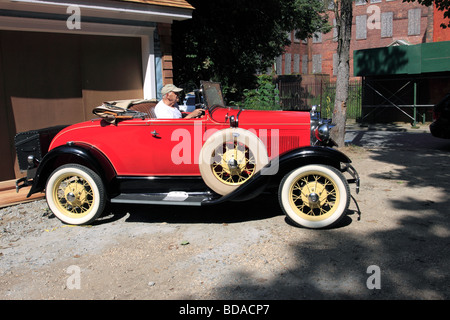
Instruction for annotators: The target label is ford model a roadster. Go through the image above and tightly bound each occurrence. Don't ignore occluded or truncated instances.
[15,81,359,229]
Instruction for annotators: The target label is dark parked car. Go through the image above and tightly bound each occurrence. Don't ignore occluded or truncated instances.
[430,93,450,139]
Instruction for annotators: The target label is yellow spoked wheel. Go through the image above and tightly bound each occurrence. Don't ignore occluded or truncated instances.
[211,140,256,186]
[199,128,268,195]
[289,171,339,220]
[279,165,350,229]
[46,164,105,225]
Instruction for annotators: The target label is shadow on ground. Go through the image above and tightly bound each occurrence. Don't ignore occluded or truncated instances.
[96,126,450,299]
[211,128,450,299]
[100,193,284,226]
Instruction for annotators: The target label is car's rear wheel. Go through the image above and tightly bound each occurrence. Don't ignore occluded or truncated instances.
[199,128,269,195]
[278,164,350,229]
[46,164,105,225]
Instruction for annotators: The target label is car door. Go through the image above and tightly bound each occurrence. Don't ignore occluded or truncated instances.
[147,118,206,175]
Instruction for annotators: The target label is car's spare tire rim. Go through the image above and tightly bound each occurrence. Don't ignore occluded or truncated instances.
[52,173,95,219]
[199,128,269,195]
[289,170,340,221]
[211,140,256,185]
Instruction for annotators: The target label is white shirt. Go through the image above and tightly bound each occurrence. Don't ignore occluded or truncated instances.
[155,100,182,119]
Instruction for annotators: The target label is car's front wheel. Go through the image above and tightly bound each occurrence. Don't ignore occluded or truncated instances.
[278,164,350,229]
[46,164,106,225]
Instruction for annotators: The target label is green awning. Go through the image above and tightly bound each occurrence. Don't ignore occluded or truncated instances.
[354,41,450,76]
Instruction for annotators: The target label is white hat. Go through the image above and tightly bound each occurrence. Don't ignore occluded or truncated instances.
[161,84,183,96]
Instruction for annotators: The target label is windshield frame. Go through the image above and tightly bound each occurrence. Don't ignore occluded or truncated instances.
[200,81,225,109]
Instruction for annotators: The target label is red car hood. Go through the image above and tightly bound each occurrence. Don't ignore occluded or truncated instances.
[210,107,310,127]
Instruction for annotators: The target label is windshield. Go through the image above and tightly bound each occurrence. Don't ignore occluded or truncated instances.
[201,81,225,108]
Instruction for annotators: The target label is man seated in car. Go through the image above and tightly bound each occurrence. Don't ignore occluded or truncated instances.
[155,84,204,119]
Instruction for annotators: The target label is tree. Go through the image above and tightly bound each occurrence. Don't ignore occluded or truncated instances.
[403,0,450,27]
[329,0,449,147]
[330,0,354,147]
[172,0,330,102]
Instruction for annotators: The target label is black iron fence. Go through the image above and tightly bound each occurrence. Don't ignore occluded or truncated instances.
[278,79,362,120]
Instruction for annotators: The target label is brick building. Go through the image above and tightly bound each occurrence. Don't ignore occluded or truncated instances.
[277,0,449,80]
[276,0,450,123]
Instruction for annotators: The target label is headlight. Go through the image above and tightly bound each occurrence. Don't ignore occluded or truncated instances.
[310,105,335,146]
[315,122,334,142]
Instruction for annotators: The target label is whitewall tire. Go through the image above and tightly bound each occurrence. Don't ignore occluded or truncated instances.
[278,164,350,229]
[46,164,106,225]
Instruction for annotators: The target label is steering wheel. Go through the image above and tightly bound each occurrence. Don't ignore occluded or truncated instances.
[195,109,205,118]
[192,103,205,117]
[208,104,223,114]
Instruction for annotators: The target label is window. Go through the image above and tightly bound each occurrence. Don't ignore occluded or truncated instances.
[356,15,367,40]
[302,55,308,74]
[276,55,282,75]
[294,31,301,43]
[312,54,322,74]
[293,54,300,73]
[312,31,322,43]
[333,53,338,76]
[408,8,421,35]
[381,12,393,38]
[333,18,338,42]
[284,53,291,74]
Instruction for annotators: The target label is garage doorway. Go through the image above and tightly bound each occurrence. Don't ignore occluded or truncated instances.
[0,30,143,180]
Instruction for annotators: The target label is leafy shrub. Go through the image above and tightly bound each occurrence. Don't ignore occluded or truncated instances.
[239,75,281,110]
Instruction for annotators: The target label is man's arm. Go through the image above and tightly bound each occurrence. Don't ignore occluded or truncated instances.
[184,108,205,119]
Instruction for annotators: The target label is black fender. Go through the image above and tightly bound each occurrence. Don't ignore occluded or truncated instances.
[251,146,352,185]
[203,146,354,205]
[27,143,116,197]
[276,146,351,172]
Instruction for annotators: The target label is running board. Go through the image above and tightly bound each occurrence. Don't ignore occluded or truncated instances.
[110,191,217,206]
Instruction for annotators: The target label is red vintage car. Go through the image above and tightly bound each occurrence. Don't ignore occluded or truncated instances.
[15,81,359,229]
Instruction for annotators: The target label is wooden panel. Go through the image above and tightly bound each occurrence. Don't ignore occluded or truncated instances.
[80,35,144,118]
[1,31,84,133]
[1,31,85,178]
[0,180,44,208]
[0,31,144,181]
[0,35,16,181]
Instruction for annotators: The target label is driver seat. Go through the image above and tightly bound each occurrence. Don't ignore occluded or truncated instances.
[128,100,158,118]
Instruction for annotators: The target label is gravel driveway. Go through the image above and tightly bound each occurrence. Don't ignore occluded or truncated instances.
[1,123,450,301]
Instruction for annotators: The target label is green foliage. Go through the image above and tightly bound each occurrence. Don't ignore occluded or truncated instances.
[238,75,280,110]
[310,81,362,120]
[172,0,331,103]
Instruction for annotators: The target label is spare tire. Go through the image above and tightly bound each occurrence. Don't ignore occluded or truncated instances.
[199,128,269,195]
